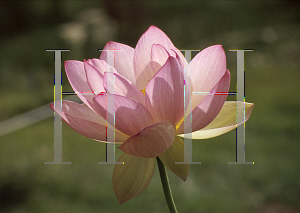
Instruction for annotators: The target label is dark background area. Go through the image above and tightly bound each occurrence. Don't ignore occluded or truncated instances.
[0,1,299,212]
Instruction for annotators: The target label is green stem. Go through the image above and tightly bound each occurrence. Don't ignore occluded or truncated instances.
[156,157,178,213]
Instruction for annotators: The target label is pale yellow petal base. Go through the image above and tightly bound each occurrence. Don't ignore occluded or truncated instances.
[159,136,190,181]
[179,101,254,139]
[113,153,155,204]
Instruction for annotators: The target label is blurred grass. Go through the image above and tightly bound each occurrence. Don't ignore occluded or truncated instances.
[1,1,300,213]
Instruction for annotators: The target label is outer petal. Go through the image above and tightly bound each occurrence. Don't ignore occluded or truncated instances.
[103,72,145,105]
[100,41,136,85]
[113,153,155,204]
[145,56,189,124]
[86,58,118,76]
[119,122,176,158]
[93,95,154,136]
[84,59,106,93]
[65,60,97,111]
[189,45,227,110]
[159,136,189,181]
[179,101,254,139]
[133,26,176,90]
[176,70,230,134]
[50,100,129,143]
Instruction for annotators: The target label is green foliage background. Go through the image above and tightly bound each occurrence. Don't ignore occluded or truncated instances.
[0,1,299,212]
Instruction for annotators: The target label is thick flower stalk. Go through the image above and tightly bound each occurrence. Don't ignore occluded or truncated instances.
[50,26,254,205]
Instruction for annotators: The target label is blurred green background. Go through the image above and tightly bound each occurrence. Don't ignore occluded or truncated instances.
[0,1,299,212]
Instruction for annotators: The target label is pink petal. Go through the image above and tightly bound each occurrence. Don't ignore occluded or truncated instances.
[113,153,155,204]
[84,59,106,93]
[150,44,173,74]
[100,41,136,85]
[119,121,176,158]
[133,26,176,90]
[189,45,227,110]
[176,70,230,134]
[103,72,145,105]
[65,60,96,111]
[86,58,118,75]
[50,100,129,143]
[93,94,154,136]
[145,56,190,125]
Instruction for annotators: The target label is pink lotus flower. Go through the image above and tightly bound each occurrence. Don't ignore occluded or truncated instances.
[50,26,254,204]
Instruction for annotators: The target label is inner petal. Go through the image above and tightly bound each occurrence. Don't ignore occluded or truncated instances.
[93,94,154,136]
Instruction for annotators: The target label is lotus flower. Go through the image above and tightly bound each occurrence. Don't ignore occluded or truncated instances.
[50,25,254,204]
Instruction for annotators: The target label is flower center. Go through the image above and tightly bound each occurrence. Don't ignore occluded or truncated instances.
[175,117,185,130]
[141,89,146,95]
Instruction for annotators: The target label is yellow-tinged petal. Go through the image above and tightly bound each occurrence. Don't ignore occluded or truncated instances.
[159,136,190,181]
[179,101,254,139]
[113,153,155,204]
